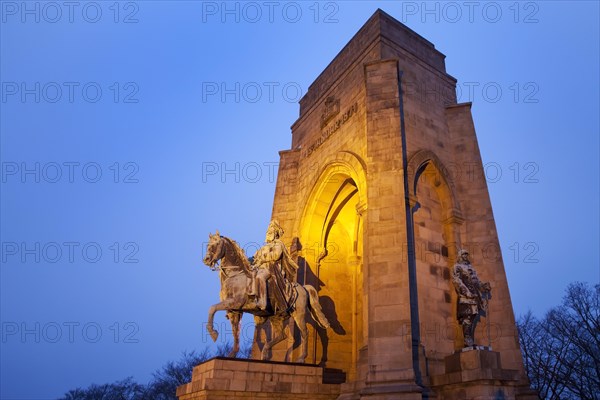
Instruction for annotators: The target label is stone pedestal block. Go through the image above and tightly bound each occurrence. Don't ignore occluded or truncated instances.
[431,350,537,400]
[445,348,503,374]
[176,357,341,400]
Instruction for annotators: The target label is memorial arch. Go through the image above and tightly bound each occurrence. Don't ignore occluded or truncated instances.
[180,10,538,400]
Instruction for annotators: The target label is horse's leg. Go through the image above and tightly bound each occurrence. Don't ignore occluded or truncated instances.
[207,301,232,342]
[305,285,330,329]
[283,315,298,363]
[292,289,309,363]
[284,324,294,363]
[228,311,242,358]
[261,317,286,361]
[253,316,268,359]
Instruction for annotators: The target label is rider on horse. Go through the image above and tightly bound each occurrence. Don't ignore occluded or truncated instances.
[250,220,299,313]
[203,226,330,362]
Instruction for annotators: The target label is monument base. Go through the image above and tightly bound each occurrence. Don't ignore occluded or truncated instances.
[176,357,341,400]
[431,349,538,400]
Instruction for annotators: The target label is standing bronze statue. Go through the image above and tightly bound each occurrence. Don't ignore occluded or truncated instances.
[452,249,491,348]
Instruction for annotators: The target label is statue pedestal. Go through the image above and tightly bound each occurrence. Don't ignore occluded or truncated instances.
[431,349,538,399]
[176,357,342,400]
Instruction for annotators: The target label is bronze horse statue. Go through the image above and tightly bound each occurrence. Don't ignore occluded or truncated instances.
[202,231,330,363]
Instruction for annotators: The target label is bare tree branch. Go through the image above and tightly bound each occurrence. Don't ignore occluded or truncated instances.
[518,282,600,400]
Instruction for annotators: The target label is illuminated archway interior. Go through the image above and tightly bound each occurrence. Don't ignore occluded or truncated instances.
[298,173,364,379]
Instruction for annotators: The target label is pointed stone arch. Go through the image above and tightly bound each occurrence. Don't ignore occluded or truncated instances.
[407,149,462,223]
[299,150,368,224]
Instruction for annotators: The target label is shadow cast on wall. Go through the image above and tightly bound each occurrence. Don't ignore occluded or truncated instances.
[296,251,346,366]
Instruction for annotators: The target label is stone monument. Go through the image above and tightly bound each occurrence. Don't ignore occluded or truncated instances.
[178,9,538,400]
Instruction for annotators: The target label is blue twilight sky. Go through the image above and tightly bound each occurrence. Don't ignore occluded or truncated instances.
[1,1,598,399]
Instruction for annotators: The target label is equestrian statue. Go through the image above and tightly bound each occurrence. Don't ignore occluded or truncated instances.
[202,220,330,363]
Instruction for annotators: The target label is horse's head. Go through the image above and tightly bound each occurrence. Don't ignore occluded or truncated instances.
[203,231,224,270]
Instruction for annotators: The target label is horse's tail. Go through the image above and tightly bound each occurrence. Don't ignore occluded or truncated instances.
[304,285,330,329]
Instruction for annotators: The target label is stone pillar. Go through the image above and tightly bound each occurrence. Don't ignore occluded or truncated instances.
[361,59,422,399]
